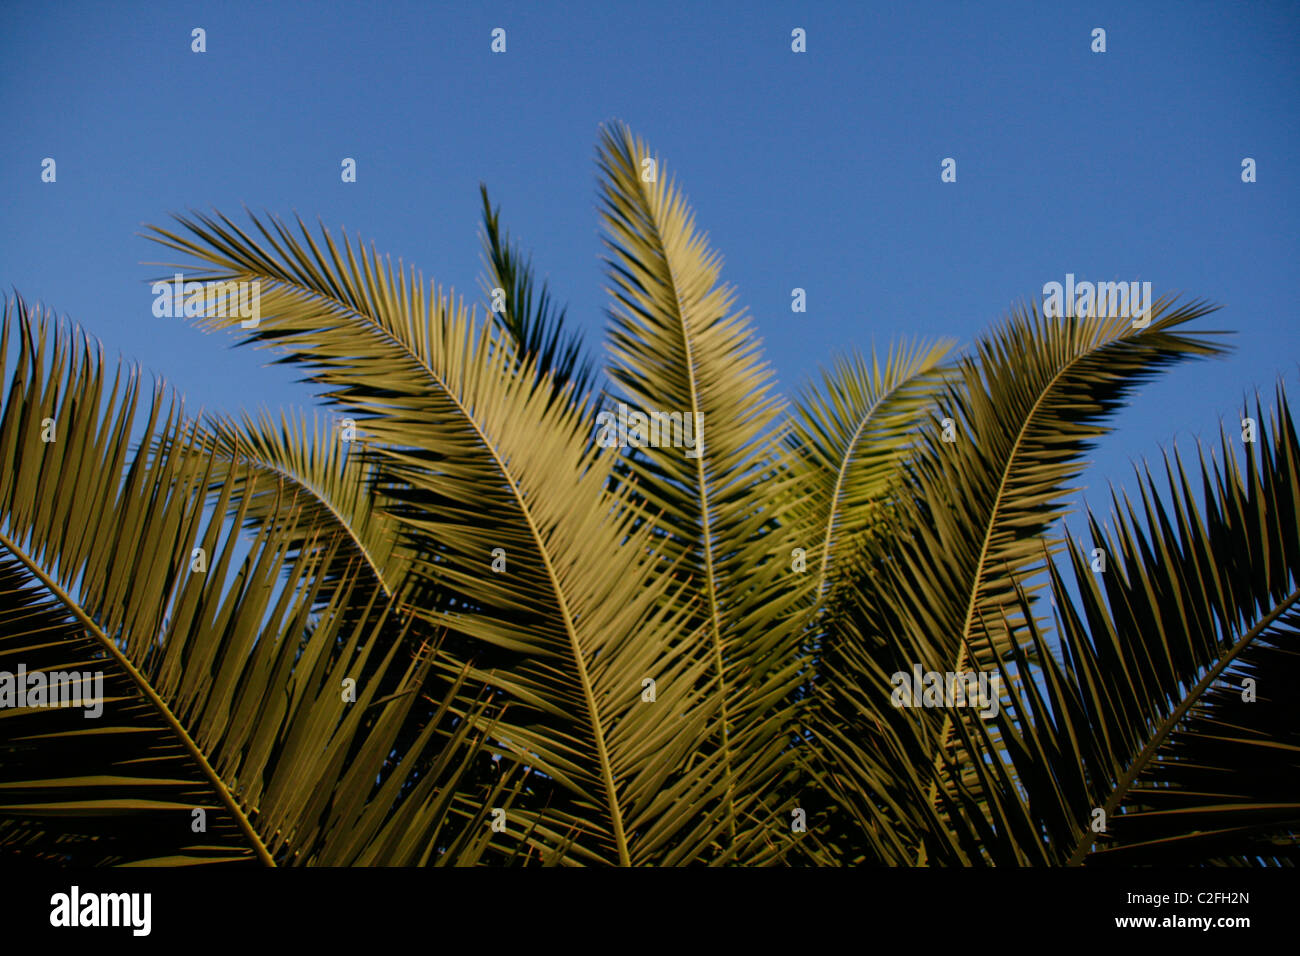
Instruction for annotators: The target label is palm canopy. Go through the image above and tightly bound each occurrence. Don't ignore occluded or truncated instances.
[1,120,1294,866]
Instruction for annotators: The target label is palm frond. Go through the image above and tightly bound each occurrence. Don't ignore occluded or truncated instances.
[595,121,814,854]
[200,407,410,597]
[0,298,510,865]
[478,184,599,405]
[785,338,954,598]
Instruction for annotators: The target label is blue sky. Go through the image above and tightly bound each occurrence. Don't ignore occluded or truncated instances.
[2,0,1297,526]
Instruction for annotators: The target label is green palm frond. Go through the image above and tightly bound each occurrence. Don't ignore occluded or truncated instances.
[785,339,954,599]
[595,121,814,853]
[859,299,1225,674]
[200,407,410,597]
[1054,387,1300,864]
[478,184,599,405]
[0,298,511,866]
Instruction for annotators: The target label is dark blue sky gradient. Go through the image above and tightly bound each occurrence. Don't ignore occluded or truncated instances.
[3,0,1297,526]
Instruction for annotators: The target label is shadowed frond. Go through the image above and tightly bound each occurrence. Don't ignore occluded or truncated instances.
[478,184,599,405]
[0,298,514,866]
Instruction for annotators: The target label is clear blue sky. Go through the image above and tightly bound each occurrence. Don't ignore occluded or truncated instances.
[2,0,1297,523]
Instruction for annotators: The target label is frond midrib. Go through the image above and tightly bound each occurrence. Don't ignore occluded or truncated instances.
[815,369,930,596]
[630,166,737,841]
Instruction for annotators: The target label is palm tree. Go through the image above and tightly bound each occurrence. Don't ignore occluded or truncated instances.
[1,121,1295,866]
